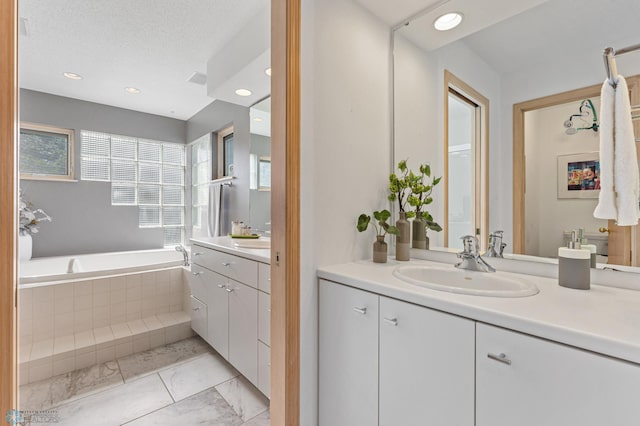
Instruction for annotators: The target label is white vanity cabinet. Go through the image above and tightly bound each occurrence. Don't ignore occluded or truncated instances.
[319,279,475,426]
[476,323,640,426]
[319,279,379,426]
[189,242,270,395]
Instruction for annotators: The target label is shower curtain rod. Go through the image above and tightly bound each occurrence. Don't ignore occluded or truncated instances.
[603,43,640,87]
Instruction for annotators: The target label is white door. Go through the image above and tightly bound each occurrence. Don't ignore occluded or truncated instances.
[379,296,475,426]
[476,323,640,426]
[228,279,258,385]
[207,270,230,359]
[319,280,378,426]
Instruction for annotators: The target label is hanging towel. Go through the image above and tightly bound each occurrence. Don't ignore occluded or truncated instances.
[594,79,617,220]
[613,76,640,225]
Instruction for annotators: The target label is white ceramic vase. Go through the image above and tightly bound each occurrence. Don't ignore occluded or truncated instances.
[19,233,32,261]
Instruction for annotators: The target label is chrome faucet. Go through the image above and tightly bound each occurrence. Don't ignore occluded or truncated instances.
[455,235,495,273]
[175,244,190,267]
[486,230,506,258]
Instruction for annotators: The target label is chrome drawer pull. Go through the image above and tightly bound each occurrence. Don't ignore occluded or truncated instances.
[217,284,226,289]
[353,307,367,315]
[193,252,203,256]
[383,317,398,326]
[226,287,234,293]
[222,262,232,267]
[192,307,200,311]
[191,271,202,276]
[488,352,512,365]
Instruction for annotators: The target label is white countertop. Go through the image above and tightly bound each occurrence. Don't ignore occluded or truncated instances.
[318,258,640,365]
[190,236,271,264]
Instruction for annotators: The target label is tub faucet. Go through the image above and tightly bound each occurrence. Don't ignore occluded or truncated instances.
[486,230,506,258]
[175,244,190,267]
[455,235,495,273]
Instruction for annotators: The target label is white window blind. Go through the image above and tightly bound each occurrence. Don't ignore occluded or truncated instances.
[81,130,186,246]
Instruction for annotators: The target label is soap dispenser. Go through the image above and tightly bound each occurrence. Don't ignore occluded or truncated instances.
[577,228,597,268]
[558,230,590,290]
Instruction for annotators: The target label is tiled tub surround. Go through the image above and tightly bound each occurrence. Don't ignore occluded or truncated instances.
[19,267,193,385]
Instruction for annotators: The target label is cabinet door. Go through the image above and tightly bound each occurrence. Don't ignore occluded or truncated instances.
[379,296,475,426]
[207,270,230,359]
[477,323,640,426]
[189,295,207,339]
[228,280,258,385]
[258,291,270,346]
[319,280,378,426]
[258,340,270,398]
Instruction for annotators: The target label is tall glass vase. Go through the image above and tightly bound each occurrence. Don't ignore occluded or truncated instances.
[396,212,410,261]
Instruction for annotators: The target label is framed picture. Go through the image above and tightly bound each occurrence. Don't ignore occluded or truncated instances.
[557,152,600,199]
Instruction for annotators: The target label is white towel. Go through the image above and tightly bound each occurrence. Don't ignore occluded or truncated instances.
[594,75,640,225]
[594,79,617,220]
[613,76,640,225]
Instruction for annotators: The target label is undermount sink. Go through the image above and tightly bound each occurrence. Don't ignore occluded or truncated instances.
[393,264,539,298]
[233,239,271,249]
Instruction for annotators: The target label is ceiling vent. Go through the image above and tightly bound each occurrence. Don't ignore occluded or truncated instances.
[187,71,207,86]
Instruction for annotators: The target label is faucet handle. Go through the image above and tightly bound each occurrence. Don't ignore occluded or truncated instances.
[460,235,479,255]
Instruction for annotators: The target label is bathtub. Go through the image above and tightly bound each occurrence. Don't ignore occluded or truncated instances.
[19,248,186,285]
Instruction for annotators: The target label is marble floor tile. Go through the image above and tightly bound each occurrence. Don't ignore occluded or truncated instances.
[123,387,243,426]
[242,409,271,426]
[117,336,211,382]
[158,353,239,401]
[215,376,269,422]
[19,361,123,411]
[48,374,173,426]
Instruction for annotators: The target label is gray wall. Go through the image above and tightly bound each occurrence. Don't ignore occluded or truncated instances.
[20,89,186,257]
[187,100,251,237]
[249,133,271,233]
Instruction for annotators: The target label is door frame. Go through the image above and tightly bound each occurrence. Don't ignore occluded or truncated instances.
[0,1,301,423]
[512,76,640,265]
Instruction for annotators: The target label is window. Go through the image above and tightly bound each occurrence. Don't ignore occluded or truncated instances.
[216,126,234,178]
[190,134,212,228]
[20,123,74,181]
[80,130,186,246]
[259,156,271,191]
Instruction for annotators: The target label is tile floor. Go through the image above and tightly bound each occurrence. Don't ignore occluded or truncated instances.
[19,336,270,426]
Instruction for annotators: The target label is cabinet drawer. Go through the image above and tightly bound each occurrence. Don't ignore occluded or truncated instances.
[192,245,258,288]
[258,291,270,346]
[189,264,209,301]
[258,340,270,398]
[258,263,271,294]
[189,295,207,339]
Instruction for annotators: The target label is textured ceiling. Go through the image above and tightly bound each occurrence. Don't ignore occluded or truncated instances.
[18,0,268,120]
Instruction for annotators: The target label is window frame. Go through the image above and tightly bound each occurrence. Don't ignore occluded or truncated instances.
[19,122,75,182]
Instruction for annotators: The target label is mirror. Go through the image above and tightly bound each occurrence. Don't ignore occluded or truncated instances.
[394,0,640,269]
[249,96,271,235]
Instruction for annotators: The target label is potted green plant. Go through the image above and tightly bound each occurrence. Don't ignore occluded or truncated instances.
[407,163,442,249]
[388,160,411,261]
[18,190,52,261]
[356,210,398,263]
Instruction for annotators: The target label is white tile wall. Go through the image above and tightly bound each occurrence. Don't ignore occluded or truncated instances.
[18,267,190,384]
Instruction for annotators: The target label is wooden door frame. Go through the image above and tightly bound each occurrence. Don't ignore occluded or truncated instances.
[1,0,18,417]
[271,0,300,424]
[1,0,301,422]
[443,70,490,249]
[512,77,640,257]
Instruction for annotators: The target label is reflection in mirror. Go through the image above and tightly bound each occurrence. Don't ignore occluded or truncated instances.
[393,0,640,269]
[250,96,271,235]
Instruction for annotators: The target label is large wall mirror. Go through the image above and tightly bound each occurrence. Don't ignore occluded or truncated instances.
[393,0,640,269]
[249,96,271,235]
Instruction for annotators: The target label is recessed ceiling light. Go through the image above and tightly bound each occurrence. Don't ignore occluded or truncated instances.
[434,12,463,31]
[63,72,83,80]
[253,117,264,122]
[235,89,252,97]
[265,68,272,77]
[125,87,141,94]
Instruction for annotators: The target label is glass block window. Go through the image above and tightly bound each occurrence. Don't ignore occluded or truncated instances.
[190,134,212,229]
[81,130,186,245]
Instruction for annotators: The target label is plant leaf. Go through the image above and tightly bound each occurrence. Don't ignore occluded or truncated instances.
[379,209,391,221]
[433,176,441,186]
[387,225,399,235]
[357,214,371,232]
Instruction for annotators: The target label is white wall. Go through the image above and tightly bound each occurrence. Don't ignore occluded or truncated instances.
[524,99,607,258]
[300,0,391,423]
